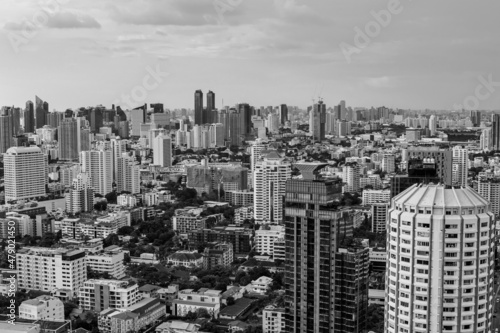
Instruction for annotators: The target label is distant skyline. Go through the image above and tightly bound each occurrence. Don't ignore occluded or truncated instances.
[1,0,500,111]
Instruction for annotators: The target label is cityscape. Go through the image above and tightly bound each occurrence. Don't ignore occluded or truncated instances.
[1,1,500,333]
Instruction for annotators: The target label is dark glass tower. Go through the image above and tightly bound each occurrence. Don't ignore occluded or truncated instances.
[285,163,363,333]
[280,104,288,125]
[24,100,35,133]
[207,90,215,124]
[492,114,500,150]
[35,96,47,129]
[194,90,203,125]
[90,108,103,133]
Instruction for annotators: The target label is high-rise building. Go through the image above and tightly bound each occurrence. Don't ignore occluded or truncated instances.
[35,96,48,129]
[343,162,360,193]
[480,128,492,151]
[429,115,437,136]
[47,111,64,129]
[280,104,288,125]
[285,163,365,333]
[407,146,453,186]
[80,150,113,196]
[129,107,146,137]
[253,151,291,224]
[17,247,86,296]
[406,128,421,142]
[4,147,47,202]
[476,177,500,216]
[0,110,12,154]
[250,139,269,173]
[111,138,127,181]
[194,90,203,125]
[24,100,35,133]
[385,184,495,333]
[337,120,351,137]
[66,173,94,214]
[309,101,326,141]
[470,110,481,127]
[238,103,252,135]
[90,108,104,133]
[390,158,441,196]
[452,145,468,187]
[152,134,172,167]
[59,118,79,161]
[381,154,396,174]
[207,90,216,123]
[117,153,140,194]
[492,114,500,150]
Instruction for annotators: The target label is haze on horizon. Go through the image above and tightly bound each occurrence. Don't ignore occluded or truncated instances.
[0,0,499,111]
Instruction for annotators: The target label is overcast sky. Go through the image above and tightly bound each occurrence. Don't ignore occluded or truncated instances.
[0,0,499,111]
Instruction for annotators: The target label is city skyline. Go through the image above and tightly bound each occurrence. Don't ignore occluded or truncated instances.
[1,1,500,111]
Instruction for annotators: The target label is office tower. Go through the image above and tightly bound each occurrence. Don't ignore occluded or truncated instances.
[480,128,492,151]
[150,112,170,130]
[238,103,252,135]
[58,118,79,161]
[390,158,441,196]
[285,163,364,333]
[152,134,172,167]
[309,101,326,141]
[266,112,279,133]
[476,177,500,215]
[385,184,494,333]
[111,138,127,181]
[429,115,437,136]
[66,173,94,215]
[17,247,86,296]
[470,110,481,127]
[90,108,104,133]
[117,153,140,194]
[337,120,351,137]
[280,104,288,125]
[0,110,12,154]
[209,123,225,147]
[47,111,64,129]
[381,154,396,173]
[194,89,203,125]
[207,90,215,123]
[253,151,291,224]
[129,107,146,137]
[150,103,164,113]
[80,150,113,196]
[118,121,130,139]
[407,146,453,186]
[343,162,360,193]
[24,100,35,133]
[35,96,48,129]
[4,107,21,136]
[229,111,244,146]
[4,147,47,202]
[492,114,500,150]
[452,145,469,187]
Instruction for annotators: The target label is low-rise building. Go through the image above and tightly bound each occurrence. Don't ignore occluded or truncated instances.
[18,296,64,321]
[157,284,179,313]
[262,305,285,333]
[138,284,162,299]
[155,321,200,333]
[86,246,126,279]
[203,242,233,269]
[219,297,255,321]
[234,206,253,225]
[172,289,221,318]
[246,276,273,295]
[166,251,203,268]
[255,225,284,256]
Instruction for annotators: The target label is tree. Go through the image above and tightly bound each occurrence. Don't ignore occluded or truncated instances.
[226,296,235,306]
[105,191,117,204]
[103,234,120,247]
[94,201,107,211]
[196,308,211,319]
[64,301,78,318]
[117,226,134,236]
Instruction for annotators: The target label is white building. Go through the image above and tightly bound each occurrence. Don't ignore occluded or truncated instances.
[429,115,437,136]
[385,184,495,333]
[172,289,221,318]
[234,206,253,225]
[79,279,139,312]
[117,153,141,194]
[362,189,390,205]
[476,177,500,216]
[253,152,291,224]
[4,147,47,202]
[19,295,64,321]
[381,154,395,174]
[452,145,469,187]
[80,149,113,196]
[86,247,126,279]
[66,173,94,214]
[371,202,389,233]
[343,162,360,193]
[262,305,285,333]
[117,194,137,207]
[247,276,273,295]
[152,134,172,167]
[255,225,284,256]
[480,128,492,151]
[166,251,203,268]
[16,247,86,296]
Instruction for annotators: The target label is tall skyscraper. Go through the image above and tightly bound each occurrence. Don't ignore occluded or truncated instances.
[111,138,127,181]
[250,139,269,173]
[343,162,360,193]
[194,90,203,125]
[80,150,113,196]
[285,163,366,333]
[59,118,79,161]
[5,107,21,136]
[253,151,291,224]
[429,114,437,136]
[47,111,64,129]
[90,108,103,133]
[480,128,492,151]
[309,101,326,141]
[24,100,35,133]
[117,153,140,194]
[385,184,495,333]
[152,134,172,167]
[280,104,288,125]
[452,145,468,187]
[492,114,500,150]
[35,96,48,129]
[207,90,215,123]
[0,110,12,154]
[4,147,47,202]
[238,103,252,135]
[470,110,481,127]
[66,173,94,214]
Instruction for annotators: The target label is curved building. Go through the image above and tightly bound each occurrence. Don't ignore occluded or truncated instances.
[385,184,495,333]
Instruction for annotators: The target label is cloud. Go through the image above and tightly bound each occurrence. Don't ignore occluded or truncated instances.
[46,11,101,29]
